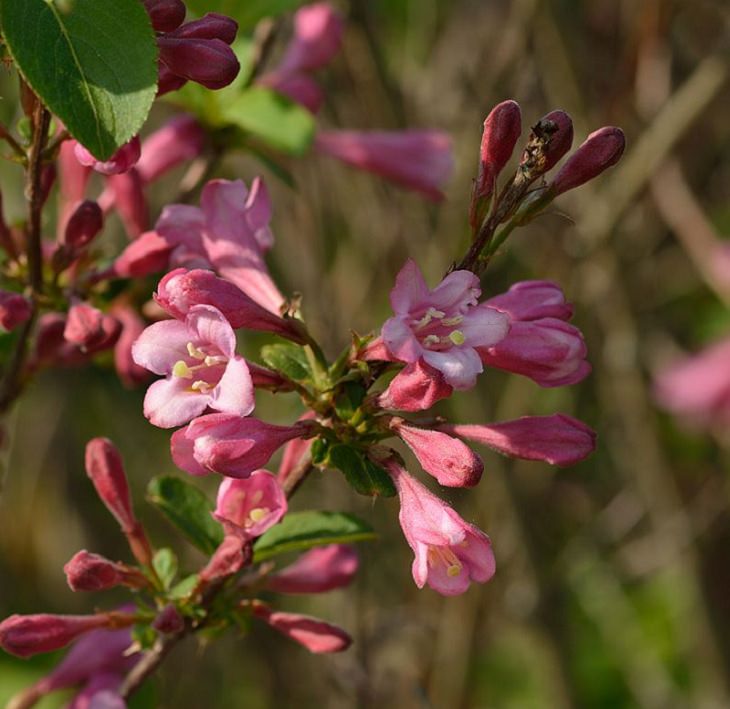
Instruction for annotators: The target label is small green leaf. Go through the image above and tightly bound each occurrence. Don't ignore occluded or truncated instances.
[260,342,311,384]
[147,476,223,555]
[221,87,315,156]
[152,548,178,590]
[253,510,376,562]
[131,623,157,650]
[168,573,200,601]
[0,0,158,159]
[328,445,397,498]
[334,382,367,422]
[310,437,330,465]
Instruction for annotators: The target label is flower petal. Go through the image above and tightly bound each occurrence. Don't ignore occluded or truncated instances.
[422,347,483,390]
[210,356,255,417]
[132,320,191,375]
[187,304,236,358]
[143,377,209,428]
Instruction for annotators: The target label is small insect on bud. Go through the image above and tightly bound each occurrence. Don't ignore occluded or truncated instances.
[550,126,626,195]
[520,109,574,180]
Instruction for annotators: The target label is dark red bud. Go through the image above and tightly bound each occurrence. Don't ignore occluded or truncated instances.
[157,37,240,90]
[171,13,238,44]
[142,0,186,33]
[477,100,522,199]
[152,605,185,634]
[63,200,103,250]
[64,550,145,592]
[199,536,249,585]
[0,291,31,332]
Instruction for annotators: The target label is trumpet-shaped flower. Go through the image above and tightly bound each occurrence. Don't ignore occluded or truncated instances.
[381,259,508,389]
[383,458,495,595]
[132,304,253,428]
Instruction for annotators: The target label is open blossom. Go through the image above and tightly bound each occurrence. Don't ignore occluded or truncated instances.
[381,259,509,389]
[382,458,495,595]
[132,304,254,428]
[654,336,730,428]
[171,413,310,477]
[213,471,287,538]
[315,131,454,201]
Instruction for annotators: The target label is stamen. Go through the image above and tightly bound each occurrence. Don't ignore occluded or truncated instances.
[442,315,464,326]
[187,342,206,360]
[448,330,466,345]
[447,564,462,577]
[422,334,441,346]
[191,380,212,393]
[204,355,227,366]
[173,360,193,379]
[426,307,445,319]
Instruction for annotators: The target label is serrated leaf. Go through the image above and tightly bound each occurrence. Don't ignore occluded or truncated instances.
[260,342,311,384]
[328,444,397,498]
[221,87,315,156]
[152,548,178,590]
[147,476,223,555]
[253,510,375,562]
[0,0,158,160]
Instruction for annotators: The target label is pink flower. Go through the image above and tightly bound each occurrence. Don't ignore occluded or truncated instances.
[136,115,206,183]
[315,130,454,201]
[438,414,596,466]
[475,100,522,201]
[390,419,483,487]
[252,604,351,653]
[537,109,574,173]
[277,3,344,74]
[74,137,141,176]
[381,259,509,389]
[485,280,574,321]
[383,458,495,595]
[70,676,125,709]
[266,545,358,594]
[64,303,121,351]
[376,360,453,412]
[132,304,254,428]
[278,412,317,482]
[102,169,149,238]
[64,551,147,592]
[61,200,103,251]
[111,303,151,388]
[0,290,31,332]
[213,470,287,538]
[199,535,249,583]
[260,72,324,113]
[171,413,310,477]
[654,336,730,428]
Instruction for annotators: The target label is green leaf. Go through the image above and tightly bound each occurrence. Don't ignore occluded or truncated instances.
[0,0,158,159]
[152,548,178,590]
[328,444,397,498]
[221,87,315,156]
[310,437,330,465]
[168,573,200,601]
[333,382,367,422]
[260,342,311,384]
[147,476,223,555]
[253,510,376,562]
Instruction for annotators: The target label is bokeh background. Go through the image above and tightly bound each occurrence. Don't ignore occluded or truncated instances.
[2,0,730,706]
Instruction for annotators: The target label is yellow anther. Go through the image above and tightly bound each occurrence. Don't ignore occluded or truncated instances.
[173,360,193,379]
[426,307,445,319]
[249,507,269,522]
[442,315,464,326]
[448,330,466,345]
[191,380,212,392]
[447,564,462,577]
[204,355,226,366]
[423,334,441,346]
[187,342,206,360]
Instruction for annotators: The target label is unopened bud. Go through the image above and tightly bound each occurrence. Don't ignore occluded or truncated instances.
[550,126,625,195]
[142,0,186,32]
[0,290,31,332]
[152,604,185,634]
[64,550,148,592]
[0,613,129,658]
[63,200,103,250]
[172,13,238,44]
[64,303,120,352]
[476,100,522,200]
[199,535,249,586]
[157,37,240,90]
[520,109,573,181]
[75,137,141,176]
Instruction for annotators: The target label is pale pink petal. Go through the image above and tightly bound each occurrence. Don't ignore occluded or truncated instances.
[170,427,210,476]
[381,316,423,363]
[388,259,429,314]
[131,320,191,375]
[143,377,209,428]
[210,356,255,416]
[422,347,483,390]
[187,305,236,358]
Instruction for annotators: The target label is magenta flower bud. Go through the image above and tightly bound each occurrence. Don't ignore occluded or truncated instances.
[0,290,31,332]
[64,551,146,592]
[476,100,522,200]
[213,471,287,538]
[171,413,310,477]
[142,0,186,32]
[70,679,125,709]
[0,613,128,658]
[252,604,352,654]
[157,37,240,90]
[485,280,574,321]
[59,141,91,204]
[382,458,495,595]
[152,604,185,634]
[315,130,454,201]
[480,318,590,387]
[84,438,136,533]
[377,360,453,412]
[172,13,237,44]
[278,2,344,74]
[111,304,151,388]
[74,137,141,176]
[266,545,358,594]
[248,361,293,391]
[32,313,90,367]
[539,109,574,173]
[156,62,188,95]
[62,200,103,251]
[654,336,730,428]
[551,126,625,195]
[64,302,108,349]
[155,269,305,342]
[199,535,248,585]
[106,169,149,238]
[136,115,206,183]
[438,414,597,466]
[390,420,483,487]
[113,230,173,278]
[278,413,316,482]
[259,72,324,114]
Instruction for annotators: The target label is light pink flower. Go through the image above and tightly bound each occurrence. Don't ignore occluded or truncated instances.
[213,470,287,538]
[485,280,574,321]
[136,115,206,183]
[278,2,344,74]
[252,604,351,653]
[64,303,121,351]
[383,458,495,595]
[315,130,454,201]
[132,304,254,428]
[381,259,509,389]
[111,303,151,388]
[654,336,730,428]
[171,413,311,477]
[390,419,483,487]
[377,359,453,412]
[278,411,317,482]
[438,414,596,466]
[266,545,358,594]
[199,535,248,583]
[74,137,141,176]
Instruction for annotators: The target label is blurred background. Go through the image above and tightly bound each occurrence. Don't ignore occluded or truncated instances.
[2,0,730,706]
